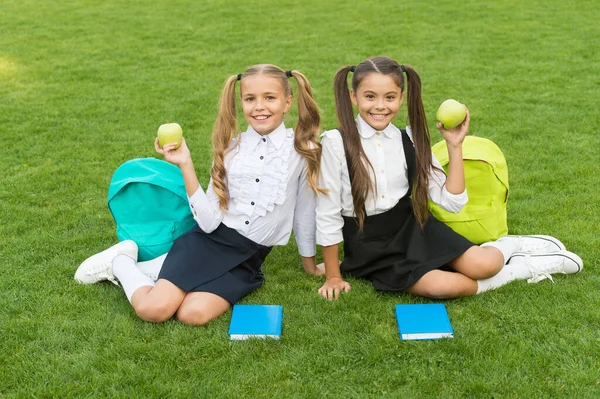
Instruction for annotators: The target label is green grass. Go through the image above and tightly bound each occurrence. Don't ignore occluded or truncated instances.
[2,0,600,397]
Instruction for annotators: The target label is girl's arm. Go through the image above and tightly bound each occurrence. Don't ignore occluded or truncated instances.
[155,138,224,233]
[315,131,351,300]
[438,107,470,194]
[293,160,323,275]
[427,108,470,213]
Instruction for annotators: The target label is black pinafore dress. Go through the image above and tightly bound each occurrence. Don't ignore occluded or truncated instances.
[340,130,474,292]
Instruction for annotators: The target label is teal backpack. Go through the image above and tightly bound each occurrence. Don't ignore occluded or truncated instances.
[107,158,197,261]
[428,136,509,244]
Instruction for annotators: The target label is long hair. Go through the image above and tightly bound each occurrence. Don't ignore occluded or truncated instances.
[333,56,434,229]
[211,64,325,211]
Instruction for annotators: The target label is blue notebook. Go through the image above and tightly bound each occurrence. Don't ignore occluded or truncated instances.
[228,305,283,340]
[395,304,454,340]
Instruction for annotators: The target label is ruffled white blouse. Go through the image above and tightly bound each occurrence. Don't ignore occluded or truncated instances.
[187,123,316,257]
[316,116,468,247]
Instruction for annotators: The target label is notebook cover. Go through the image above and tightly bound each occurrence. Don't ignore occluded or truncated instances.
[395,304,454,340]
[228,305,283,340]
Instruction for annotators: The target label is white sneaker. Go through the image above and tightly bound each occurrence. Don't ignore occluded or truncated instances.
[74,240,138,285]
[508,250,583,283]
[501,235,566,254]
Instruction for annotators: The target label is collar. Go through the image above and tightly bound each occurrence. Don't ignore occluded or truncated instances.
[356,115,397,139]
[245,122,287,150]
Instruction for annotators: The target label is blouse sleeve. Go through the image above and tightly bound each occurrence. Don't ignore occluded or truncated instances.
[316,131,346,246]
[187,179,225,233]
[427,153,468,213]
[292,160,317,257]
[405,126,468,213]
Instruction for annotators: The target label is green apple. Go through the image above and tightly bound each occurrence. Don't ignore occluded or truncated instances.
[157,123,183,149]
[436,99,466,129]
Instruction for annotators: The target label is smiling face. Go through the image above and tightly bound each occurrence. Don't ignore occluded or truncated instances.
[350,72,404,131]
[240,74,292,135]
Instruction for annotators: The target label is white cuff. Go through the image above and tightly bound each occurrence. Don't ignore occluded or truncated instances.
[440,185,468,213]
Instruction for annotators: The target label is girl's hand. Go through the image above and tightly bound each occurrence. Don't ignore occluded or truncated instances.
[437,106,470,149]
[154,137,192,166]
[302,256,326,276]
[318,277,351,301]
[305,262,326,276]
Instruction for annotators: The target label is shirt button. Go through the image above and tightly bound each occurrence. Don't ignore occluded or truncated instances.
[262,138,266,142]
[378,143,381,147]
[255,178,260,183]
[376,132,381,136]
[245,221,249,225]
[381,194,385,198]
[251,201,255,205]
[260,156,264,160]
[381,169,384,173]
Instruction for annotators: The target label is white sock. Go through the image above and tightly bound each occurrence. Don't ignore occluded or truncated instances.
[112,255,156,303]
[476,261,532,294]
[480,237,519,265]
[137,254,167,281]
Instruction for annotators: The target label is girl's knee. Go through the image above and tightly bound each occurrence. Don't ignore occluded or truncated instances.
[134,300,175,323]
[458,247,503,279]
[176,305,219,326]
[471,256,502,279]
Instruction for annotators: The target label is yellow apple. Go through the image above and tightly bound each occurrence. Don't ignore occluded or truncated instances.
[157,123,183,149]
[436,99,467,129]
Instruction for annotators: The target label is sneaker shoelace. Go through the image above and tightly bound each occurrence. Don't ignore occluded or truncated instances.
[522,254,560,284]
[85,262,119,285]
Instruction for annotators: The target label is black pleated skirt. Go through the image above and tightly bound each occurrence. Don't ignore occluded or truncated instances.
[158,224,272,304]
[341,196,474,292]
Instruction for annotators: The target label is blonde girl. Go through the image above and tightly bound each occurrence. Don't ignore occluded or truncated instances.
[76,65,325,324]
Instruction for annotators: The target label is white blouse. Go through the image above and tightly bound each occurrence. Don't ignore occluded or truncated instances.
[316,115,468,247]
[187,123,316,257]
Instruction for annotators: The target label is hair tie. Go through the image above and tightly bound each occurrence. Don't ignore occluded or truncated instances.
[400,65,406,74]
[350,65,356,73]
[285,70,293,78]
[236,73,242,81]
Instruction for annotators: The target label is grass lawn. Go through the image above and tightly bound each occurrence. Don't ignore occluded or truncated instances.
[1,0,600,397]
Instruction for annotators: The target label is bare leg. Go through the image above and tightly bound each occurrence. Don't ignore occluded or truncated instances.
[175,292,231,326]
[447,246,504,280]
[405,246,504,299]
[406,269,478,299]
[130,279,187,323]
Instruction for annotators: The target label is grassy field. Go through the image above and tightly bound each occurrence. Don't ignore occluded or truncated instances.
[2,0,600,397]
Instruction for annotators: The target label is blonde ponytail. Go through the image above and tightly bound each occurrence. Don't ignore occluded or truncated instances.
[211,75,239,211]
[289,70,327,195]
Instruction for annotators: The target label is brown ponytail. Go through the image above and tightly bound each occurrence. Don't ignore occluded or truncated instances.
[402,65,433,229]
[333,65,376,230]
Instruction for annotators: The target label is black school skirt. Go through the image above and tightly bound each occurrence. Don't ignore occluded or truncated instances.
[341,196,474,292]
[158,224,272,304]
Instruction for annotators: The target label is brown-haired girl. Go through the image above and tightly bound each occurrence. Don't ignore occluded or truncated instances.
[316,56,582,300]
[76,64,325,324]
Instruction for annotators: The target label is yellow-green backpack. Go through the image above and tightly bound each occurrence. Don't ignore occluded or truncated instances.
[428,136,509,244]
